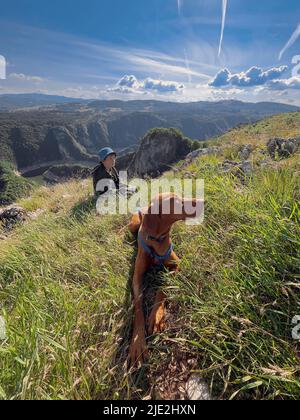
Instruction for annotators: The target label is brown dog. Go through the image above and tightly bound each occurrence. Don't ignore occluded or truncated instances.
[128,193,202,367]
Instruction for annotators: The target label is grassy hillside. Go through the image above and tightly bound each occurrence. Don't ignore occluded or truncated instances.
[214,112,300,157]
[0,161,34,206]
[0,113,299,400]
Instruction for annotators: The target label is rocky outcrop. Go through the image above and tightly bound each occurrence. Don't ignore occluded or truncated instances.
[219,160,254,183]
[221,160,253,176]
[0,205,45,233]
[267,137,300,160]
[0,206,27,231]
[185,144,252,163]
[186,146,221,162]
[128,128,193,178]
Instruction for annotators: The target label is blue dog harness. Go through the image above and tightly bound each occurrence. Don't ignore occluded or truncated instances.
[138,232,173,267]
[137,208,174,268]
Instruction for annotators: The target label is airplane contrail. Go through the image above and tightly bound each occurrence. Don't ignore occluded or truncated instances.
[177,0,182,17]
[279,23,300,61]
[184,48,192,83]
[218,0,228,58]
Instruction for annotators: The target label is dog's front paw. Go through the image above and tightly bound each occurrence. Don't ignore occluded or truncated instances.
[148,305,166,335]
[129,330,148,368]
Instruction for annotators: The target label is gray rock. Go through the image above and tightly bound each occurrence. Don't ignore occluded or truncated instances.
[267,137,300,160]
[0,206,27,231]
[128,129,192,178]
[221,160,253,179]
[186,146,221,161]
[221,160,238,170]
[241,160,253,175]
[239,144,253,160]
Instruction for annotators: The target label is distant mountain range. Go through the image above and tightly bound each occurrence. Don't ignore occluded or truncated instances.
[0,93,88,111]
[0,94,298,173]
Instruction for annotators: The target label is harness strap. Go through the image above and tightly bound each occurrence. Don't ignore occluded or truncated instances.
[138,232,173,267]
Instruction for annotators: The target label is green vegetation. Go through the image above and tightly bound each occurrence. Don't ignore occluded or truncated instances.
[161,159,300,400]
[0,161,34,206]
[0,101,297,169]
[0,112,299,400]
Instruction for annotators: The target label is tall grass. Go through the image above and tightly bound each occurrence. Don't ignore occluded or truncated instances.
[151,161,300,400]
[0,117,299,399]
[0,181,136,399]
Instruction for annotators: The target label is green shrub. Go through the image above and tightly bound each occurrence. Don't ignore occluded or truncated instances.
[0,161,34,206]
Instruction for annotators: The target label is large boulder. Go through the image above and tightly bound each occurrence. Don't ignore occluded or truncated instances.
[128,128,194,178]
[267,137,300,160]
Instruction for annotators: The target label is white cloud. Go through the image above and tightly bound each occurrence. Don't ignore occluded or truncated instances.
[210,66,288,87]
[117,74,140,89]
[267,76,300,90]
[108,75,185,95]
[143,77,184,92]
[107,86,147,95]
[8,73,45,83]
[1,23,299,105]
[72,36,212,83]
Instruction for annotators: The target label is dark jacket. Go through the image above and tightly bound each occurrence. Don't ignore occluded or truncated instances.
[91,163,120,196]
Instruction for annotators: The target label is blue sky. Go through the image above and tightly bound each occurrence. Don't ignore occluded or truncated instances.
[0,0,300,104]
